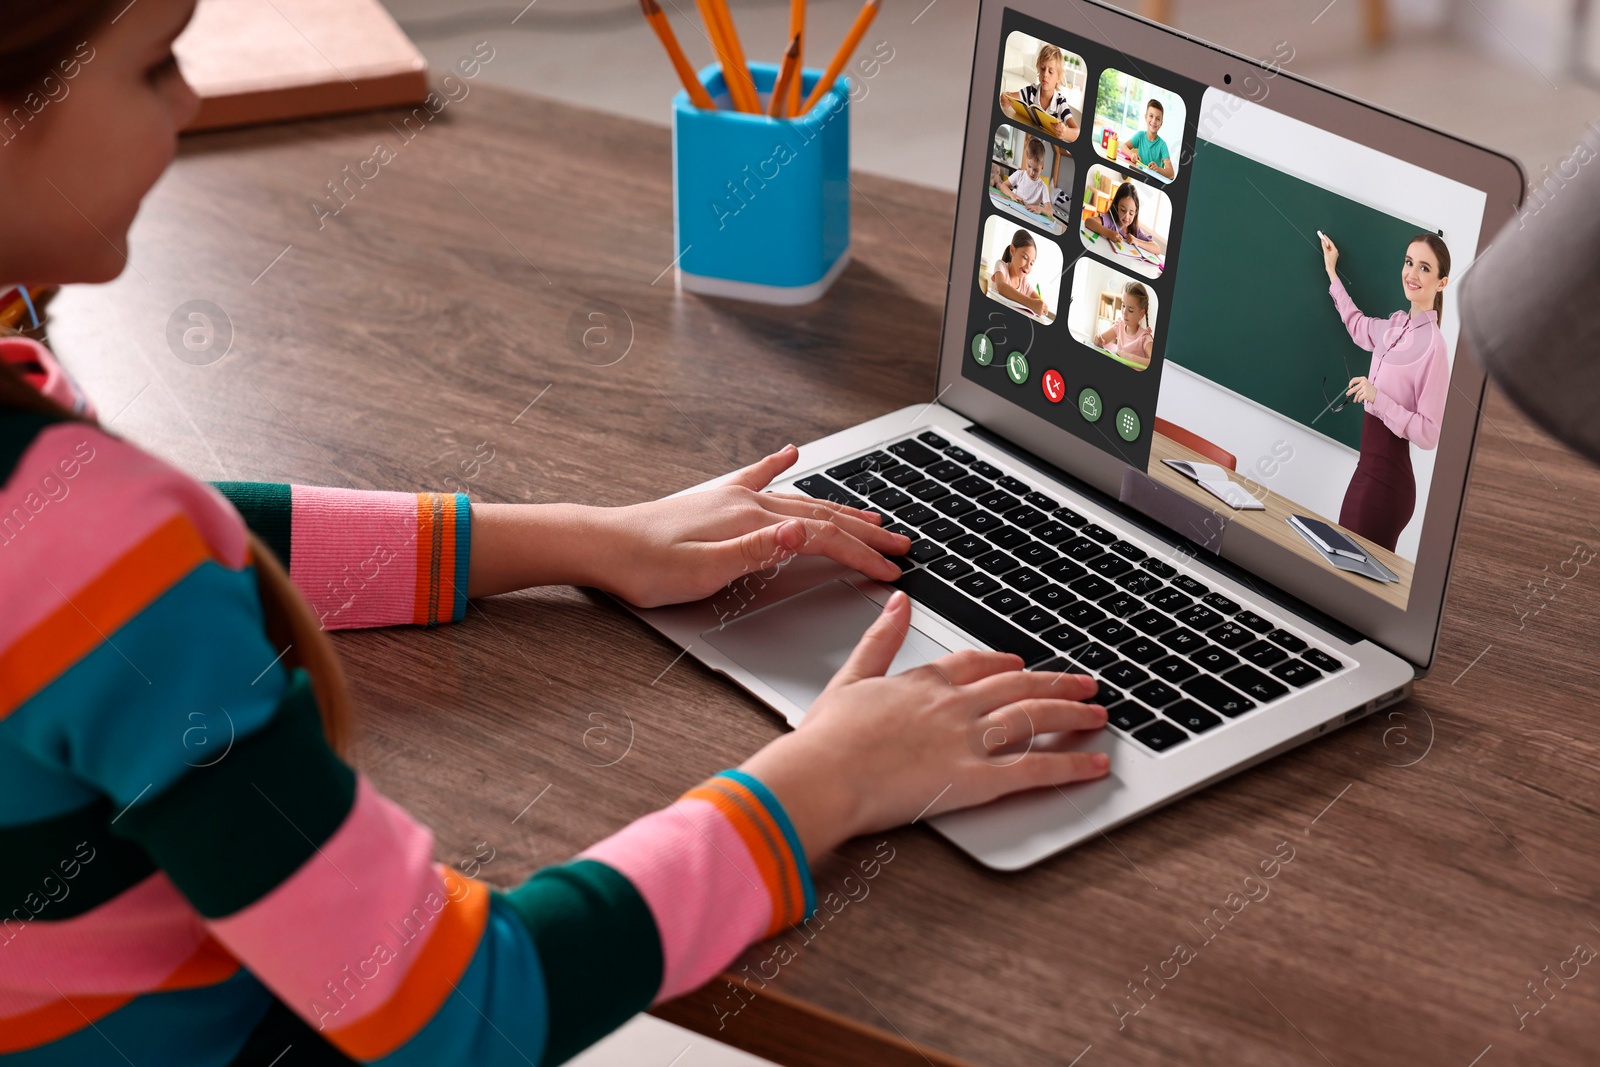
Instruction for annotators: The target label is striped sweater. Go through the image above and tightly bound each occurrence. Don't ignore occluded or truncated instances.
[0,394,815,1064]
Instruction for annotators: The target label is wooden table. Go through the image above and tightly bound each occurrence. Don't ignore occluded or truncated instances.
[48,87,1600,1067]
[1149,431,1415,610]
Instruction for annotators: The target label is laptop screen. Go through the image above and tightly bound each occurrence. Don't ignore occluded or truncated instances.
[961,8,1487,614]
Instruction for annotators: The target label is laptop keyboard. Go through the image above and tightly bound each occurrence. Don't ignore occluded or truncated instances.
[790,430,1350,756]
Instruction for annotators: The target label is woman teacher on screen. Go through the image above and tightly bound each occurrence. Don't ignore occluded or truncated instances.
[1319,232,1451,551]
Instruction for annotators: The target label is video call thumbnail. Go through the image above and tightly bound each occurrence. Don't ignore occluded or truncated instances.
[1078,164,1170,279]
[989,123,1073,235]
[997,30,1086,143]
[978,215,1064,324]
[1091,67,1186,184]
[1065,258,1159,371]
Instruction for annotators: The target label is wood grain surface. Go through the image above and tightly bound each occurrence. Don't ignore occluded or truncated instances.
[45,85,1600,1066]
[1149,430,1415,609]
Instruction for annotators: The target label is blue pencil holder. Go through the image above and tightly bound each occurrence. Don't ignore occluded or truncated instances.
[673,63,850,305]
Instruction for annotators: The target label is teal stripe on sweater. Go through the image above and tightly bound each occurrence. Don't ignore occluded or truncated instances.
[451,493,471,622]
[211,482,292,567]
[1,561,288,806]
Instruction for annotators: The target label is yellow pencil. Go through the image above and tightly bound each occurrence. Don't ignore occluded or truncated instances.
[696,0,760,113]
[640,0,717,110]
[786,0,806,116]
[768,33,801,117]
[800,0,879,115]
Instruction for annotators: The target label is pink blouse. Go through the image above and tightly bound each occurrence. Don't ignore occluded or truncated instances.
[1329,278,1449,450]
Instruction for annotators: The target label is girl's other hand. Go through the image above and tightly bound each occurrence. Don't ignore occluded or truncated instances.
[1321,232,1340,279]
[741,592,1112,857]
[594,446,909,608]
[1346,376,1376,404]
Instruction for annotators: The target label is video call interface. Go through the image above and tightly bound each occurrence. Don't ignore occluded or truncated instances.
[962,8,1488,608]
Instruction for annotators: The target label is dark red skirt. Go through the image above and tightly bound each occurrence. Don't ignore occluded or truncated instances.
[1339,412,1414,552]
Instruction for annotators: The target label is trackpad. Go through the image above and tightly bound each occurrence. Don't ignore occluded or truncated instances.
[701,580,952,715]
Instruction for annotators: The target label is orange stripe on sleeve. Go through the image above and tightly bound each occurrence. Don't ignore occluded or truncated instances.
[325,868,490,1061]
[412,494,436,626]
[435,495,456,626]
[682,783,795,932]
[0,513,214,717]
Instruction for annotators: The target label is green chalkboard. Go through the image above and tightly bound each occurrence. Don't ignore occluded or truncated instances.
[1165,140,1429,451]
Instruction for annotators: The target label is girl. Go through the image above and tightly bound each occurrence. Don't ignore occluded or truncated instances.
[1000,43,1079,142]
[1083,181,1161,254]
[1319,231,1451,551]
[988,229,1050,317]
[0,3,1113,1065]
[1093,282,1155,369]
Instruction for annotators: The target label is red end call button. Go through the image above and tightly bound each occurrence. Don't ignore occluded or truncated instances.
[1042,369,1065,404]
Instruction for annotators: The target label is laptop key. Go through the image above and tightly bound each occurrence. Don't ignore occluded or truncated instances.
[1134,720,1190,751]
[1014,541,1059,566]
[1063,537,1105,562]
[1060,602,1105,627]
[955,572,1002,598]
[1117,572,1163,597]
[948,534,991,558]
[987,526,1031,549]
[1090,555,1134,579]
[1128,609,1175,636]
[868,487,915,511]
[1099,593,1142,618]
[1120,637,1166,664]
[1028,656,1074,672]
[1148,588,1192,613]
[1241,640,1288,667]
[1102,660,1149,688]
[1030,521,1073,545]
[1085,683,1123,707]
[845,472,888,495]
[1303,648,1344,673]
[1210,621,1255,649]
[1041,623,1089,651]
[983,588,1030,615]
[1165,701,1222,735]
[977,490,1020,513]
[930,556,974,581]
[920,518,964,542]
[1110,540,1147,562]
[1081,523,1116,544]
[882,464,926,487]
[1181,675,1256,717]
[944,446,976,463]
[1002,568,1048,592]
[971,459,1002,479]
[825,453,885,480]
[1070,574,1116,600]
[1266,628,1308,653]
[1042,557,1087,584]
[893,569,1051,665]
[997,475,1032,495]
[1223,665,1289,702]
[907,540,947,564]
[1012,607,1056,633]
[1150,656,1199,682]
[1025,491,1058,511]
[1053,506,1088,527]
[1088,619,1136,645]
[926,459,967,482]
[950,474,992,497]
[1029,584,1074,611]
[1132,679,1181,707]
[902,504,940,526]
[1004,505,1048,529]
[1108,703,1156,733]
[907,479,951,502]
[1270,660,1323,688]
[960,510,1005,534]
[934,495,978,517]
[916,431,950,448]
[1075,643,1117,670]
[1142,558,1177,579]
[1234,609,1271,633]
[795,475,865,508]
[1159,627,1205,654]
[1189,645,1239,673]
[1171,574,1209,596]
[889,439,941,466]
[1176,604,1222,630]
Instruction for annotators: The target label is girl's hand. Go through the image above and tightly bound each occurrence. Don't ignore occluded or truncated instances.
[741,593,1112,857]
[592,446,909,608]
[1346,376,1377,404]
[1321,232,1340,279]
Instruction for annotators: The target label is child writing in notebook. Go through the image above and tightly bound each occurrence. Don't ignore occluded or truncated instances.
[1094,282,1155,368]
[987,229,1050,318]
[1000,42,1079,141]
[996,136,1054,215]
[1083,181,1161,255]
[0,3,1112,1065]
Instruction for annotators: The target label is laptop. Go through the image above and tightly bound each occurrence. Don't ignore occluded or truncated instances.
[632,0,1523,870]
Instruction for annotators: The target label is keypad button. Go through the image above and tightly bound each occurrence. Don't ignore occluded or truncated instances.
[1189,645,1239,673]
[1150,656,1199,683]
[1270,660,1323,688]
[977,490,1020,513]
[1128,609,1175,636]
[916,431,950,448]
[947,534,991,558]
[1041,558,1087,584]
[1081,523,1116,544]
[1132,679,1182,707]
[1158,628,1206,654]
[1011,607,1057,633]
[959,510,1005,535]
[954,572,1002,598]
[1164,700,1222,734]
[907,540,947,564]
[1134,720,1190,751]
[1234,610,1271,633]
[1099,593,1142,618]
[1109,703,1156,733]
[1030,521,1073,545]
[1222,664,1289,702]
[1041,623,1089,651]
[1241,640,1288,667]
[1266,628,1308,653]
[929,556,974,581]
[1142,558,1177,578]
[1201,592,1241,615]
[1102,660,1149,688]
[1171,574,1209,596]
[1210,621,1255,649]
[982,588,1030,615]
[934,495,978,517]
[1002,567,1048,592]
[987,526,1030,549]
[1075,643,1117,670]
[1176,605,1223,631]
[974,550,1021,576]
[1180,675,1256,717]
[1303,648,1344,673]
[997,476,1032,495]
[1053,507,1088,527]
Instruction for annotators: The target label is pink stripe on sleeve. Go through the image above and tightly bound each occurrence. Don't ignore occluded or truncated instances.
[287,485,424,630]
[208,776,445,1029]
[581,797,774,1001]
[0,425,250,653]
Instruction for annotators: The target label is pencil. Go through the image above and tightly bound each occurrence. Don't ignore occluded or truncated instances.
[696,0,760,113]
[768,33,801,117]
[640,0,717,110]
[800,0,879,115]
[786,0,806,116]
